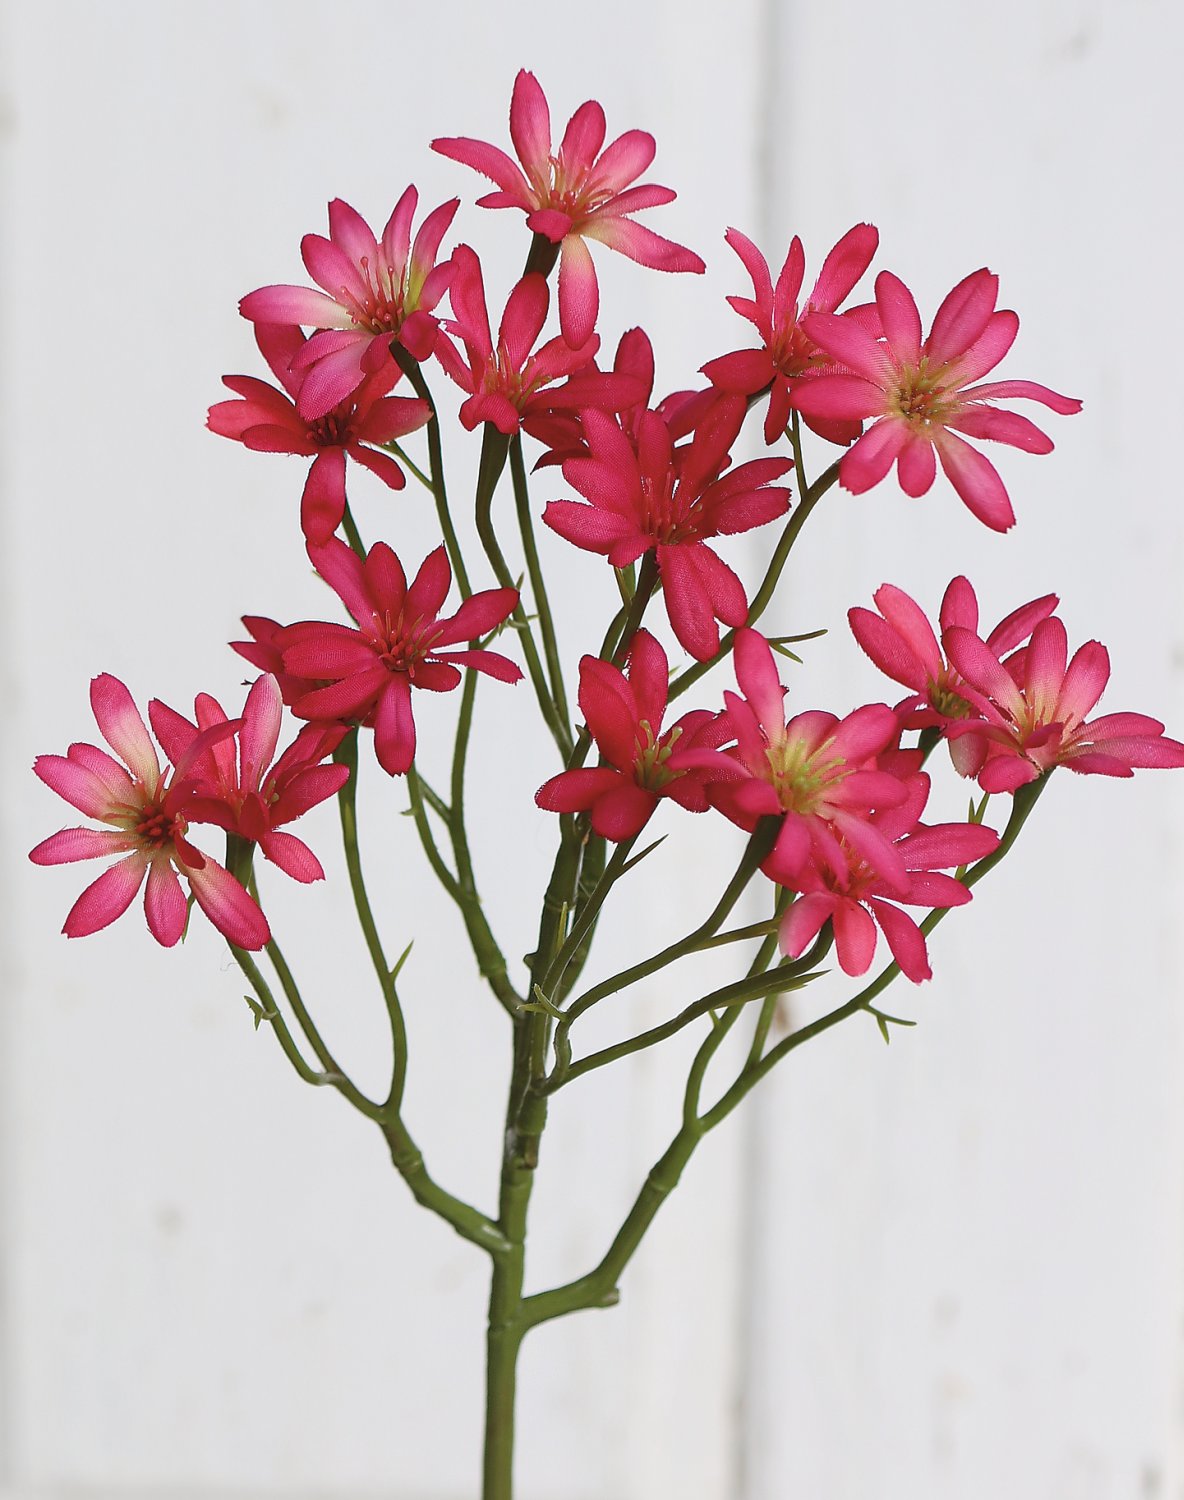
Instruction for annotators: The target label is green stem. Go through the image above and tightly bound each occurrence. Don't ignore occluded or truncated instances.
[510,433,571,745]
[668,455,840,703]
[700,780,1045,1129]
[549,821,777,1067]
[558,952,824,1086]
[537,836,636,1004]
[394,351,471,598]
[332,733,409,1104]
[341,501,367,561]
[473,426,568,755]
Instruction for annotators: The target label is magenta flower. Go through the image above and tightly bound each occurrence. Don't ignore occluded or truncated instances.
[773,771,1001,982]
[208,324,431,544]
[433,246,642,435]
[942,616,1184,792]
[529,327,718,468]
[544,397,792,660]
[149,674,349,884]
[708,629,910,892]
[432,69,704,348]
[29,675,270,949]
[849,575,1058,774]
[232,615,328,710]
[703,223,879,445]
[535,630,734,840]
[279,537,522,776]
[239,189,458,421]
[793,268,1081,530]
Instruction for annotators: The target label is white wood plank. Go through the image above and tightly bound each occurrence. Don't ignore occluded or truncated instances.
[0,2,769,1496]
[739,2,1184,1496]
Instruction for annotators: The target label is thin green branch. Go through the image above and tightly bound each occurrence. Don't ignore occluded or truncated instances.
[510,433,571,747]
[668,451,841,703]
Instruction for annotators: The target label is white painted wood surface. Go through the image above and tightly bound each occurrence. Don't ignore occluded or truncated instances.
[2,3,1181,1498]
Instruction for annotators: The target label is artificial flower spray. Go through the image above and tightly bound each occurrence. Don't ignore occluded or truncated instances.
[31,69,1184,1499]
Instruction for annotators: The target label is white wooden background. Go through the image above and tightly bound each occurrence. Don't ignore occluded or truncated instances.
[3,3,1182,1497]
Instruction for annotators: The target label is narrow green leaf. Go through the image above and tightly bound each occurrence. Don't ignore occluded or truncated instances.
[390,940,414,984]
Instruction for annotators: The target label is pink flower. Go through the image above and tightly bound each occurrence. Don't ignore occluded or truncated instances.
[849,575,1058,774]
[708,629,910,892]
[529,326,721,468]
[793,268,1081,530]
[239,189,458,421]
[432,69,704,347]
[942,616,1184,791]
[207,324,431,544]
[231,615,327,710]
[29,675,270,949]
[703,224,879,445]
[433,246,642,435]
[149,674,349,884]
[774,771,1001,982]
[279,537,522,776]
[544,397,792,660]
[535,630,733,840]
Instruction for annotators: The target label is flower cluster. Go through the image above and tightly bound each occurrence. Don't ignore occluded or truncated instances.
[850,577,1184,793]
[32,65,1179,1005]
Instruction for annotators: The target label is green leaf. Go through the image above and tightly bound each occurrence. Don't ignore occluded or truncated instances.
[242,993,275,1031]
[390,940,414,985]
[620,835,666,876]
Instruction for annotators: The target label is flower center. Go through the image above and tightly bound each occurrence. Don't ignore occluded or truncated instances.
[339,255,408,335]
[764,737,847,814]
[371,611,436,677]
[890,358,957,428]
[544,155,614,223]
[634,722,682,791]
[134,801,185,849]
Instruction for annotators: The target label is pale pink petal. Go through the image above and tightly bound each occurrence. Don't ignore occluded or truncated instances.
[943,627,1026,719]
[558,234,600,348]
[258,829,325,883]
[1056,640,1110,723]
[926,269,998,365]
[239,674,283,794]
[239,284,353,330]
[590,128,656,192]
[947,310,1018,385]
[809,223,879,312]
[799,311,893,384]
[500,273,549,369]
[582,215,705,274]
[90,675,159,787]
[874,271,922,365]
[431,136,531,200]
[63,852,147,938]
[933,430,1015,531]
[840,418,909,493]
[896,434,937,496]
[144,859,187,946]
[380,184,417,275]
[30,827,133,865]
[33,754,120,819]
[510,69,552,175]
[960,379,1081,414]
[949,407,1054,454]
[832,898,878,976]
[867,899,931,982]
[558,99,607,176]
[187,857,271,949]
[779,892,836,957]
[327,199,380,273]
